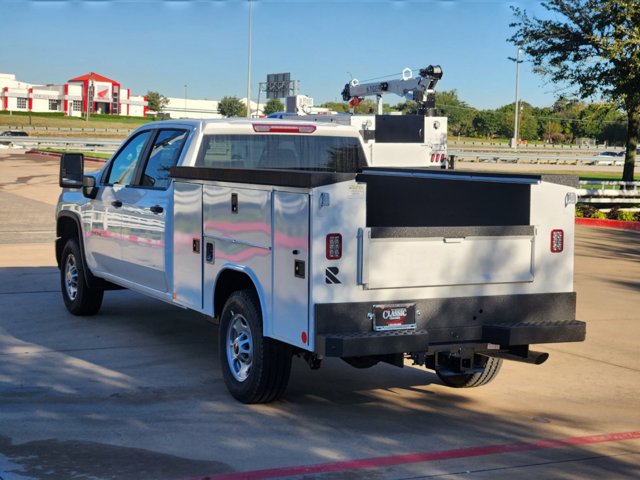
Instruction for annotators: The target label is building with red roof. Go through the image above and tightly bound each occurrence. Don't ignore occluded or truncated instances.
[0,71,147,117]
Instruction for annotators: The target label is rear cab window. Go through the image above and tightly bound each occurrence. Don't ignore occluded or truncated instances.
[195,134,366,173]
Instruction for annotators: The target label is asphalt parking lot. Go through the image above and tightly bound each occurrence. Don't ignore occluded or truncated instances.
[0,152,639,480]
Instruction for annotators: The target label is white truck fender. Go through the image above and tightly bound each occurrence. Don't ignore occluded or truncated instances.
[213,264,271,330]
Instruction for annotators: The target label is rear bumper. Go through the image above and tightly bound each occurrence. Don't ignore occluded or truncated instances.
[315,292,585,357]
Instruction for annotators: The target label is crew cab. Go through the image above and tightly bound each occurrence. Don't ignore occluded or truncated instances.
[57,119,585,403]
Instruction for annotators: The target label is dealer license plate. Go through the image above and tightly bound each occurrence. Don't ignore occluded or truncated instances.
[372,304,416,332]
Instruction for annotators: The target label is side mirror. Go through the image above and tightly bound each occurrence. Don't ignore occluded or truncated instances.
[59,153,84,188]
[82,175,99,199]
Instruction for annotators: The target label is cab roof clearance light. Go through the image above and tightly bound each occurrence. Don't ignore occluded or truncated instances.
[253,124,316,134]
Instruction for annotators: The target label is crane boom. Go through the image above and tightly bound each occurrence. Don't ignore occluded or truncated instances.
[341,65,443,115]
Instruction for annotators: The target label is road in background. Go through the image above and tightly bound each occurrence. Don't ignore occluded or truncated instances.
[0,152,638,479]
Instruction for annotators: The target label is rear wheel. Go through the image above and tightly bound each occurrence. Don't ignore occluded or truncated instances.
[60,238,104,316]
[436,356,502,388]
[219,290,292,403]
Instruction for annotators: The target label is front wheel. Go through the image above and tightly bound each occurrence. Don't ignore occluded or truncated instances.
[218,290,292,403]
[436,356,502,388]
[60,238,104,316]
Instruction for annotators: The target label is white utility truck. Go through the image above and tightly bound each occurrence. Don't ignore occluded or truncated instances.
[57,119,585,403]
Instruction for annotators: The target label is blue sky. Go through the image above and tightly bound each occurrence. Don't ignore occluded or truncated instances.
[2,0,567,109]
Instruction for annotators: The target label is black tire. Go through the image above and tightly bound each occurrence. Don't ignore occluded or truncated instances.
[436,356,502,388]
[218,290,292,404]
[60,238,104,316]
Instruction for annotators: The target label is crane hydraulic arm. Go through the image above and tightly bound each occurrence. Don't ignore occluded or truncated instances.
[341,65,443,115]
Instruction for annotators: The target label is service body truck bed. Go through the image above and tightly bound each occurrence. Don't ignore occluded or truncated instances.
[57,119,585,403]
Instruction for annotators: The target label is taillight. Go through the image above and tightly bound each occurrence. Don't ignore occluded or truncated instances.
[326,233,342,260]
[550,229,564,253]
[252,123,316,134]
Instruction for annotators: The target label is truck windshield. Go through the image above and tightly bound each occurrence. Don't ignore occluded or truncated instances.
[196,134,366,173]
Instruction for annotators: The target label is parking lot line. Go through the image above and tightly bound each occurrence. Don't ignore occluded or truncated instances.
[185,431,640,480]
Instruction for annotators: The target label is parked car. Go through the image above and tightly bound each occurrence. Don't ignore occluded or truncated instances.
[590,151,625,166]
[0,130,28,137]
[265,112,299,119]
[617,148,640,157]
[0,130,29,146]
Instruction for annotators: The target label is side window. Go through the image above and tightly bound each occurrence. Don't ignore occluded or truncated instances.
[106,131,151,185]
[140,129,188,189]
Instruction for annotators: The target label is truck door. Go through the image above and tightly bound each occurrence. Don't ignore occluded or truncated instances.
[115,129,189,292]
[83,130,153,276]
[272,191,310,348]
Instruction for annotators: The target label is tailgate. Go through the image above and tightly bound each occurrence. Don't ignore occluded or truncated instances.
[359,225,534,289]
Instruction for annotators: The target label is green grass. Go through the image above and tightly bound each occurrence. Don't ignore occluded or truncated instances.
[516,170,639,181]
[577,172,639,181]
[0,111,153,131]
[36,148,112,160]
[450,135,553,146]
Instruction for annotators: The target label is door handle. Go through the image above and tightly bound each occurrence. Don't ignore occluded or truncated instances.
[111,200,123,208]
[149,205,164,214]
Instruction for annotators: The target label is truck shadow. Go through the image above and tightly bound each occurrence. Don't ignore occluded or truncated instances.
[575,226,640,261]
[1,266,638,480]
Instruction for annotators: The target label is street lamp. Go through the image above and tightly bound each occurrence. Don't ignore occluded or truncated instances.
[246,0,253,117]
[184,84,188,115]
[508,48,523,148]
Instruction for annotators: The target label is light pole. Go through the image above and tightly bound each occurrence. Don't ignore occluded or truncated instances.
[246,0,253,117]
[184,84,187,115]
[509,48,523,148]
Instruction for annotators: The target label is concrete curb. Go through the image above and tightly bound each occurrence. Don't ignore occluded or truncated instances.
[576,217,640,231]
[26,149,107,163]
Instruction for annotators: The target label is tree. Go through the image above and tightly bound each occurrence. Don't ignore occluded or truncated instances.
[438,90,477,137]
[353,99,378,114]
[472,110,501,138]
[263,98,284,116]
[146,91,169,113]
[510,0,640,180]
[540,119,566,143]
[319,102,349,113]
[218,96,245,117]
[578,102,627,144]
[394,101,418,115]
[518,106,539,141]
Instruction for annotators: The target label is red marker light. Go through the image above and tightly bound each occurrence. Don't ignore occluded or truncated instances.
[326,233,342,260]
[252,124,316,134]
[550,229,564,252]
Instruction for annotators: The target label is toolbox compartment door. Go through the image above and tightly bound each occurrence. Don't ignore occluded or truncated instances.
[173,181,203,309]
[272,191,310,348]
[359,226,535,289]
